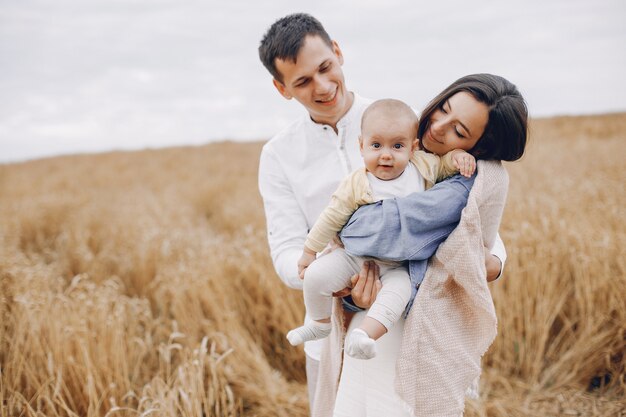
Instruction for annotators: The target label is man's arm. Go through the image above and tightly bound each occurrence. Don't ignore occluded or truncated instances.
[258,146,308,290]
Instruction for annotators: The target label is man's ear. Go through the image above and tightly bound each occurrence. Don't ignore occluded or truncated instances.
[331,40,344,65]
[272,79,292,100]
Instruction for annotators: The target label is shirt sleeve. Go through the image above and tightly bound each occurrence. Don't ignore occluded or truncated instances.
[305,172,366,253]
[258,146,307,290]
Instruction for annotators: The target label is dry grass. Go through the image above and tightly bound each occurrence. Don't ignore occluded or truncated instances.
[1,114,625,416]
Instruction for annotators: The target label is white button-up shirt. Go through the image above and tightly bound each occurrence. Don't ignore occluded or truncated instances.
[259,94,372,290]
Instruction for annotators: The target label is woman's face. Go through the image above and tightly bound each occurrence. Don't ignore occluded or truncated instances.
[421,92,490,156]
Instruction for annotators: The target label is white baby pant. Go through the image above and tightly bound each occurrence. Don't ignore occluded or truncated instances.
[303,248,411,331]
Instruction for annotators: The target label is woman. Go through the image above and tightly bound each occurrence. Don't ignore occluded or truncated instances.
[312,74,529,417]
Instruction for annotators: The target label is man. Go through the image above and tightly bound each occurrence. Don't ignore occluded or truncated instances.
[257,13,505,408]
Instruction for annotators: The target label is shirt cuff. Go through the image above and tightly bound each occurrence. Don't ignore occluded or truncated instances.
[490,233,507,280]
[492,254,504,280]
[274,248,304,290]
[341,295,366,313]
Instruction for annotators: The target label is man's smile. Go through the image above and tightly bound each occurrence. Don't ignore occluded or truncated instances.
[315,88,338,106]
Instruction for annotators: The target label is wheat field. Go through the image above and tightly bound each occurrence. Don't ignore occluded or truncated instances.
[1,113,625,416]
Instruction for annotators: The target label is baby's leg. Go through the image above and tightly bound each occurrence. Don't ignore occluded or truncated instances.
[286,248,360,346]
[364,266,412,335]
[345,266,411,359]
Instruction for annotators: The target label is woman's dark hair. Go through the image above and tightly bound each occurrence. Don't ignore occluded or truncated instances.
[259,13,332,84]
[418,74,528,161]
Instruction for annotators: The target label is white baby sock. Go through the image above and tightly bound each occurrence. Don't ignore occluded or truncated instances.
[286,321,332,346]
[345,328,377,359]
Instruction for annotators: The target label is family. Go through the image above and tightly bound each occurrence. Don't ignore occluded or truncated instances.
[257,13,528,417]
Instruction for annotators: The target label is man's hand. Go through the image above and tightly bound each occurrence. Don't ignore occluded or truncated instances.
[348,260,382,308]
[297,247,317,280]
[331,261,381,303]
[451,150,476,178]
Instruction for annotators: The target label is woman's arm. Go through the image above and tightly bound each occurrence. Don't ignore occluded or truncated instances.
[341,172,507,308]
[340,174,475,261]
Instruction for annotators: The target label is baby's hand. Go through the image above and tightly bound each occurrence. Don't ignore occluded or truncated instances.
[451,150,476,178]
[298,247,317,280]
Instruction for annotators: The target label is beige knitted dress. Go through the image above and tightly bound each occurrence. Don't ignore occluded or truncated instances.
[312,160,508,417]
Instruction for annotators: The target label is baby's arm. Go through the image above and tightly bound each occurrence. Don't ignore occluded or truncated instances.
[297,172,370,278]
[441,149,476,179]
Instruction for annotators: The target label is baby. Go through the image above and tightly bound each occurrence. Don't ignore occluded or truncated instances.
[288,98,476,359]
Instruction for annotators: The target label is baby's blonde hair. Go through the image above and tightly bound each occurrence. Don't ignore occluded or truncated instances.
[361,99,418,137]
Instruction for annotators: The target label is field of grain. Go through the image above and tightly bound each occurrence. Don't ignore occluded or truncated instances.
[1,113,625,416]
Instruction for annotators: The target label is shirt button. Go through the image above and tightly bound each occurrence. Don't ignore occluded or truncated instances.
[323,126,328,130]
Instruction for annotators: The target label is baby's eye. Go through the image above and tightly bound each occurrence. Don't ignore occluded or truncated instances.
[372,143,381,149]
[393,143,403,149]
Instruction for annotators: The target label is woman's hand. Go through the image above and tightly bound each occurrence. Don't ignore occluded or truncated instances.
[484,248,502,282]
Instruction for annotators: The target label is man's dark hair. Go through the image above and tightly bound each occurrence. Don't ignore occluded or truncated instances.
[418,74,529,162]
[259,13,332,83]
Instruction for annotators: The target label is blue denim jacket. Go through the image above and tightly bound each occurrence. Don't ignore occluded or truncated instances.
[339,173,476,314]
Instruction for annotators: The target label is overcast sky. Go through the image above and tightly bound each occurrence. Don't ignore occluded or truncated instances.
[1,0,625,163]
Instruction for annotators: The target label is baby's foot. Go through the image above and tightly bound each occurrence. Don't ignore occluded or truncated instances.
[345,328,377,359]
[286,321,331,346]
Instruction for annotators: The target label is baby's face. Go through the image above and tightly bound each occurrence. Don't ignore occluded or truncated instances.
[360,115,418,181]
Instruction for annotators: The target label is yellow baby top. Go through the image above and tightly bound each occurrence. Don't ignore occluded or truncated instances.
[305,150,459,253]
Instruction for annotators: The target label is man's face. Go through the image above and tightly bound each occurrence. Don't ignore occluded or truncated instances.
[273,35,351,128]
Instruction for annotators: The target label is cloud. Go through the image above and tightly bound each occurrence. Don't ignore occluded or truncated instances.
[1,0,625,162]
